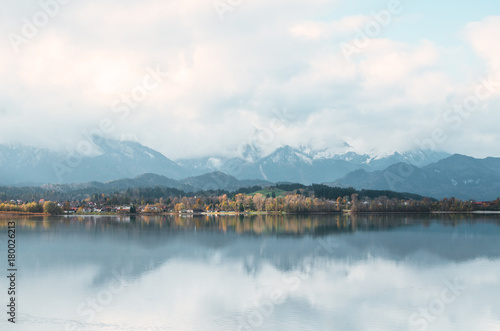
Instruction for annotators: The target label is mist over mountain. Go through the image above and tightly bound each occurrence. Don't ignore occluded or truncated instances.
[0,138,450,186]
[0,138,185,185]
[1,137,500,201]
[179,145,450,184]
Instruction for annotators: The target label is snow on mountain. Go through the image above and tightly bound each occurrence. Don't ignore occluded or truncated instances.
[0,137,451,186]
[175,144,450,184]
[266,146,312,165]
[0,137,185,185]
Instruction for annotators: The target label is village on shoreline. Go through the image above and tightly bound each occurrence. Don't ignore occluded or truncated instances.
[1,184,499,216]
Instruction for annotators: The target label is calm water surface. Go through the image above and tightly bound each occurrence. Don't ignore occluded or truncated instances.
[1,214,499,331]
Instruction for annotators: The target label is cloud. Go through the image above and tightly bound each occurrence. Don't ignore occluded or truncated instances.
[19,254,500,330]
[0,1,499,159]
[290,15,370,39]
[465,16,500,71]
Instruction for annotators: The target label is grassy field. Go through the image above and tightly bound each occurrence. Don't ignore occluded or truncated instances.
[249,188,286,197]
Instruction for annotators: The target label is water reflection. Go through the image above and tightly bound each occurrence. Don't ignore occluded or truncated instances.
[2,213,500,235]
[0,214,499,331]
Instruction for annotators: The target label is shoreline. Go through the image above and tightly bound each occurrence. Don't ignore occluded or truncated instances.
[431,210,500,214]
[0,211,48,216]
[2,210,500,217]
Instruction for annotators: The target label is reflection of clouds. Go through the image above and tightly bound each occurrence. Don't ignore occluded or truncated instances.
[5,216,500,330]
[10,257,500,331]
[13,217,500,287]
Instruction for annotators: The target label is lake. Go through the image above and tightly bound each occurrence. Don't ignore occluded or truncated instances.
[1,214,499,331]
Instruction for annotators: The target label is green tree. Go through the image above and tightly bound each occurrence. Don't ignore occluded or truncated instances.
[43,201,62,215]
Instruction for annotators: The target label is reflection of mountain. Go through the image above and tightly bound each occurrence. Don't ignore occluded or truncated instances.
[7,214,500,285]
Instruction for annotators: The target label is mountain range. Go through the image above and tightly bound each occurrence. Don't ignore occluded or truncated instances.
[332,154,500,201]
[1,137,499,200]
[0,137,449,185]
[178,146,450,184]
[0,138,184,185]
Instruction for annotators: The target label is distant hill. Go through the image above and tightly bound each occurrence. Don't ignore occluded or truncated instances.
[39,171,272,194]
[180,171,272,191]
[333,154,500,201]
[103,173,183,190]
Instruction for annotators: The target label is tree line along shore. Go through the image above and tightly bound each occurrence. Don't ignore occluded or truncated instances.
[0,184,499,215]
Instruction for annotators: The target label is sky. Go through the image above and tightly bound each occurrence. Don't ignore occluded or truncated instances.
[1,0,500,160]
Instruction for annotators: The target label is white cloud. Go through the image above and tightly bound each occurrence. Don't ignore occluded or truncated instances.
[465,16,500,71]
[18,255,500,331]
[290,15,370,39]
[0,1,499,158]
